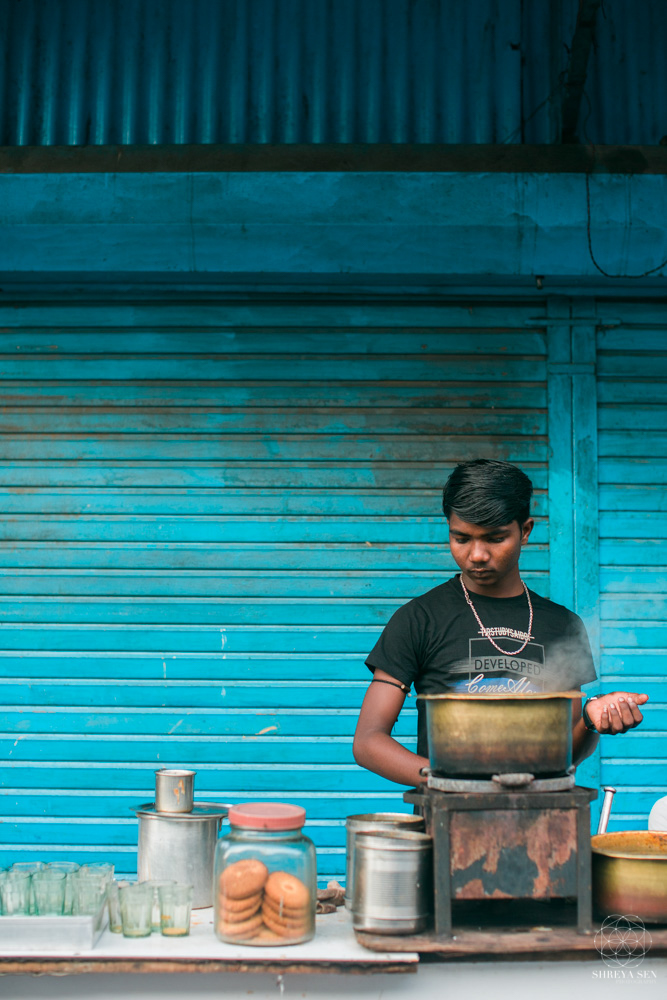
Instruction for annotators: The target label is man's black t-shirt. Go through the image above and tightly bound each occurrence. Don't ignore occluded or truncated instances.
[365,575,597,757]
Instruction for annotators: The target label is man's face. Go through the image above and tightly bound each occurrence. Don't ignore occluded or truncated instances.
[447,512,534,592]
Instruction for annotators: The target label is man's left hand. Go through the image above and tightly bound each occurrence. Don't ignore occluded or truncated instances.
[584,692,649,734]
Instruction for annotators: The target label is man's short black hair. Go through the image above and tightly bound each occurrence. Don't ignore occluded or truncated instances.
[442,459,533,527]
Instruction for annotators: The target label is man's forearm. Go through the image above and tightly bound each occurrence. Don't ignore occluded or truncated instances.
[573,716,599,765]
[353,731,429,787]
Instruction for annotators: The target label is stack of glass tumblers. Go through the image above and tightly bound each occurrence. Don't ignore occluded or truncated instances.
[0,861,113,917]
[111,881,193,938]
[0,862,193,938]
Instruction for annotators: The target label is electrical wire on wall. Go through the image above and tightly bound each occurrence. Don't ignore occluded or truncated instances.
[585,172,667,279]
[582,88,667,278]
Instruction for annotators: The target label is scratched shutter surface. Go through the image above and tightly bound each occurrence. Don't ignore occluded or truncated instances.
[597,313,667,830]
[0,301,548,878]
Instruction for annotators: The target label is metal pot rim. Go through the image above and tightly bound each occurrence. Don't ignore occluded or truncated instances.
[355,830,432,848]
[154,768,196,777]
[592,831,667,861]
[346,812,424,827]
[133,801,230,820]
[418,690,583,701]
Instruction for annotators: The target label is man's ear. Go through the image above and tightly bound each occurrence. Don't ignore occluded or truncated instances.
[520,518,534,545]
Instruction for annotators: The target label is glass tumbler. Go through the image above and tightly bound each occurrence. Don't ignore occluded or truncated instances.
[1,871,32,915]
[11,862,44,914]
[46,862,80,914]
[10,862,44,874]
[106,880,130,933]
[0,871,8,915]
[32,869,67,915]
[71,871,107,916]
[119,883,153,938]
[80,863,115,883]
[142,880,176,932]
[159,883,193,937]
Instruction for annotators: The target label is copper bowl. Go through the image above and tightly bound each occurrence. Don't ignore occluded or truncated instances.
[418,692,582,777]
[592,831,667,923]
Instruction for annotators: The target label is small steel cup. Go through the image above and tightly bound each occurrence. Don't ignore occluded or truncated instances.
[159,883,193,937]
[155,769,196,812]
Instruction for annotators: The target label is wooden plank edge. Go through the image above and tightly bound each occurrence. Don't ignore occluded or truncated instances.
[355,927,667,958]
[0,957,417,976]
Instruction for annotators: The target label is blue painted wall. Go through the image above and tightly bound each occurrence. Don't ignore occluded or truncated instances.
[1,172,667,279]
[0,169,665,870]
[0,303,550,876]
[596,318,667,829]
[0,292,665,868]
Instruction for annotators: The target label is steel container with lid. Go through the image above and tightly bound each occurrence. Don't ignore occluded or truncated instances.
[351,829,433,935]
[135,801,229,908]
[134,768,229,908]
[344,812,425,909]
[214,802,317,946]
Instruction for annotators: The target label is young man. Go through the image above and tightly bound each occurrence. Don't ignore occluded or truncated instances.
[353,459,648,787]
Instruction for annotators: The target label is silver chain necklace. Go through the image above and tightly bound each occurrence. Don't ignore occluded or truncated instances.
[460,575,534,655]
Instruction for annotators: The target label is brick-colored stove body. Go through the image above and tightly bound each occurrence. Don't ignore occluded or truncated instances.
[404,786,597,937]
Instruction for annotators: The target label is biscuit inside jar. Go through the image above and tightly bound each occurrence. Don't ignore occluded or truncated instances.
[217,864,312,943]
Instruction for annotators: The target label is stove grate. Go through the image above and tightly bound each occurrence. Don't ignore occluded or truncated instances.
[424,770,575,793]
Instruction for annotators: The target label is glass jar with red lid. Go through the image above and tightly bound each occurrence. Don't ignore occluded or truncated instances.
[213,802,317,946]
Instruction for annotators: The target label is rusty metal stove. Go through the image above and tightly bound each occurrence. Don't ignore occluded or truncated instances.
[404,770,597,937]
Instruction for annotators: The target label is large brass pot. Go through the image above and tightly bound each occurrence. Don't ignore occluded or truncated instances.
[592,831,667,923]
[418,692,581,777]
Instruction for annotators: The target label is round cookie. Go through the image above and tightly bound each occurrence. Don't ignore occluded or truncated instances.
[217,890,262,914]
[262,894,307,921]
[261,901,308,928]
[261,906,309,939]
[253,926,283,944]
[220,898,263,923]
[217,912,264,939]
[264,870,310,910]
[219,859,269,900]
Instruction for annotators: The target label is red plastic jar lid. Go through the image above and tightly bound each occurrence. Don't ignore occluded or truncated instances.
[227,802,306,830]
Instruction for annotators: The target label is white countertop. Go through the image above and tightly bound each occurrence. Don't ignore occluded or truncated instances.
[0,905,418,968]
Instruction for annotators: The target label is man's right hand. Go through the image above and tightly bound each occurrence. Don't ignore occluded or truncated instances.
[584,692,649,734]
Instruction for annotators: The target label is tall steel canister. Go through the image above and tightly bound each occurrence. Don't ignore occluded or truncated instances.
[136,802,229,908]
[351,829,433,934]
[135,768,230,907]
[345,812,425,908]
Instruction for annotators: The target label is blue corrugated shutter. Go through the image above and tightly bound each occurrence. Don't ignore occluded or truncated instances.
[597,312,667,829]
[0,0,543,145]
[0,299,548,879]
[4,0,667,148]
